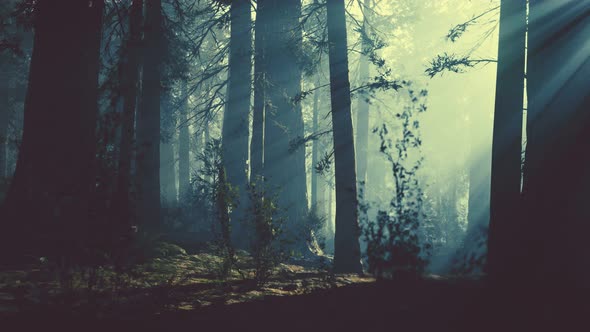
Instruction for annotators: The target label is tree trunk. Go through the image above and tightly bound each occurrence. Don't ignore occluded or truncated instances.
[178,81,191,199]
[116,0,142,225]
[310,81,320,210]
[326,0,362,273]
[486,0,527,283]
[250,0,267,183]
[1,0,104,257]
[223,0,252,247]
[0,83,9,179]
[355,0,371,187]
[160,93,177,206]
[136,0,162,230]
[522,0,590,287]
[263,0,309,252]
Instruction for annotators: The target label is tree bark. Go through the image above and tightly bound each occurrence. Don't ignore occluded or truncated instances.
[178,81,191,199]
[326,0,362,273]
[136,0,163,230]
[160,93,178,206]
[486,0,527,284]
[250,0,267,183]
[116,0,142,225]
[223,0,252,247]
[355,0,371,187]
[311,80,320,209]
[522,0,590,287]
[263,0,309,252]
[0,82,9,179]
[1,0,104,257]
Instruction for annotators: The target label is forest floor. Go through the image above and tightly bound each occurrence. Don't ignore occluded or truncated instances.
[0,243,588,330]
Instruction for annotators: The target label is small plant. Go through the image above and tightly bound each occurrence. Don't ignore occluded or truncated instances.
[246,179,288,286]
[302,207,328,256]
[199,139,238,279]
[362,88,432,280]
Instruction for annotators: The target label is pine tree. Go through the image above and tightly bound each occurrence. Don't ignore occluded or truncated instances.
[326,0,362,273]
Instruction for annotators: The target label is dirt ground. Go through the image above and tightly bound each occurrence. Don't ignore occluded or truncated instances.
[1,247,588,331]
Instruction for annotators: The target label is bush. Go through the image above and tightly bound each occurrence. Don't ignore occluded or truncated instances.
[246,179,288,286]
[362,88,432,280]
[302,207,328,256]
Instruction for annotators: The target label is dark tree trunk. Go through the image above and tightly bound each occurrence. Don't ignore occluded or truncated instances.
[116,0,142,225]
[160,93,178,206]
[522,0,590,287]
[326,0,362,273]
[250,0,267,183]
[178,81,191,200]
[0,82,9,179]
[486,0,527,284]
[263,0,309,252]
[223,0,252,246]
[1,0,104,257]
[136,0,162,230]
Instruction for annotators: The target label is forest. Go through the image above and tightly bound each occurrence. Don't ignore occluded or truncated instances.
[0,0,589,328]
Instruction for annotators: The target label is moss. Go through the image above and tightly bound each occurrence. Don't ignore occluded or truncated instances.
[150,242,188,259]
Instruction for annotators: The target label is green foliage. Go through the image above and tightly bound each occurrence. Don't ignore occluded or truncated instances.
[362,88,432,280]
[212,163,236,279]
[302,207,328,255]
[246,179,288,286]
[425,53,474,78]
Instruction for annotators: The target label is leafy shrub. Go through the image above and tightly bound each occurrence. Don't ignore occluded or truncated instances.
[246,179,288,286]
[362,88,432,280]
[302,207,328,256]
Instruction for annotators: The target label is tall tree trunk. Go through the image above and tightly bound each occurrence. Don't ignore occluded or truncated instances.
[160,93,177,206]
[0,83,9,179]
[355,0,371,187]
[116,0,142,225]
[325,178,334,253]
[137,0,162,230]
[326,0,362,273]
[1,0,104,257]
[160,140,177,204]
[486,0,528,284]
[223,0,252,247]
[310,80,320,209]
[523,0,590,287]
[250,0,267,183]
[178,81,191,199]
[263,0,309,252]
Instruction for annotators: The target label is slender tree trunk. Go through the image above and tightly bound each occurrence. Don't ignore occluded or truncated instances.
[1,0,104,257]
[137,0,162,230]
[486,0,527,284]
[0,85,9,179]
[160,93,177,205]
[310,80,321,210]
[523,0,590,287]
[355,0,371,187]
[326,0,362,273]
[178,81,191,199]
[250,0,267,183]
[325,178,334,253]
[116,0,142,224]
